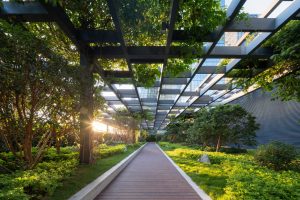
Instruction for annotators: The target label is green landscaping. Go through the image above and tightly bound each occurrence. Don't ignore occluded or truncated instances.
[0,144,141,200]
[159,142,300,200]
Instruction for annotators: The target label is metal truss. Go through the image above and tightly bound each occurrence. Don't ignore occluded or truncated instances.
[1,0,299,130]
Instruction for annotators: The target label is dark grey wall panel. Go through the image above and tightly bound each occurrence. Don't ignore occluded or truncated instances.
[230,89,300,147]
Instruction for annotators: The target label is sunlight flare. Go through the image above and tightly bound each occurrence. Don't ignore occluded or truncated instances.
[92,121,107,132]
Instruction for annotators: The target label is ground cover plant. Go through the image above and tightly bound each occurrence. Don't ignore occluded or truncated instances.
[0,143,141,200]
[159,142,300,200]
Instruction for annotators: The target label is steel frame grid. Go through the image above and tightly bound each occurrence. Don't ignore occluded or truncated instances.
[0,0,299,130]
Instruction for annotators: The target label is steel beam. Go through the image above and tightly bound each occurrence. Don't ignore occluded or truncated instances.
[93,46,273,59]
[78,30,120,43]
[162,78,188,85]
[157,0,247,129]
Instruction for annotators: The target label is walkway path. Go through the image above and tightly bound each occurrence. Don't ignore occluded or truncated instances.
[95,143,202,200]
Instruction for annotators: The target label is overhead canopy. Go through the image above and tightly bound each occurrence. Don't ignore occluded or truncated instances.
[1,0,299,130]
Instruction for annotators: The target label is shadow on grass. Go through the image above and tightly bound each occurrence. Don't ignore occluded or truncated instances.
[188,172,227,199]
[169,155,227,199]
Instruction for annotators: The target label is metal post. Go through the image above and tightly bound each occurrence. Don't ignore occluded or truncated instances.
[79,52,94,164]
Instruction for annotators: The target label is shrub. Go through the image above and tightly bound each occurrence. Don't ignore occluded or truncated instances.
[203,146,216,152]
[42,147,79,161]
[220,147,247,154]
[0,152,25,171]
[254,141,298,170]
[93,144,127,158]
[127,143,142,149]
[145,135,156,142]
[0,159,78,200]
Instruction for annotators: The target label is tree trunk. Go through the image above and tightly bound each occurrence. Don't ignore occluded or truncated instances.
[216,135,221,152]
[79,52,94,164]
[131,130,135,144]
[56,137,61,154]
[52,128,61,154]
[31,131,52,169]
[23,124,33,168]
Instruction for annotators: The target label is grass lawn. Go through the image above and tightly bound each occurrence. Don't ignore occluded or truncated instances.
[45,145,139,200]
[159,142,300,200]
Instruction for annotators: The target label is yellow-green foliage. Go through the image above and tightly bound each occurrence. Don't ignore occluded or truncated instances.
[0,159,78,200]
[94,144,127,159]
[160,142,300,200]
[0,144,130,200]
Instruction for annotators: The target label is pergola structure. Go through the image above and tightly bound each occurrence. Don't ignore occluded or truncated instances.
[1,0,300,162]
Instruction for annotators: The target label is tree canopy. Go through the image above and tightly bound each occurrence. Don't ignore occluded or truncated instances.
[235,21,300,102]
[164,105,259,151]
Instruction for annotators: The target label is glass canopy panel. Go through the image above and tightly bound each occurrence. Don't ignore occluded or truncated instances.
[203,58,221,67]
[241,0,282,17]
[113,84,135,90]
[142,102,157,106]
[206,90,219,96]
[186,74,208,92]
[160,94,179,100]
[268,1,293,18]
[224,31,245,46]
[112,104,126,110]
[138,87,159,98]
[101,91,117,97]
[190,61,201,72]
[143,107,156,112]
[162,84,185,90]
[216,34,225,46]
[189,96,199,103]
[217,77,230,84]
[177,96,190,103]
[231,88,242,93]
[122,97,138,101]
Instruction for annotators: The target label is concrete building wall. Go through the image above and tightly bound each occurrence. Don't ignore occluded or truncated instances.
[230,89,300,147]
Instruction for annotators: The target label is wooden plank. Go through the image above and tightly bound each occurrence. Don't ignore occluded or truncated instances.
[95,143,202,200]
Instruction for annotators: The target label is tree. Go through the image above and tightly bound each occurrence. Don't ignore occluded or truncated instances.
[235,21,300,102]
[187,105,259,151]
[165,113,194,142]
[186,109,214,146]
[0,20,84,168]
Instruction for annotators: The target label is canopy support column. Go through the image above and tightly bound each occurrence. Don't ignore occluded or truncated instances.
[79,52,94,164]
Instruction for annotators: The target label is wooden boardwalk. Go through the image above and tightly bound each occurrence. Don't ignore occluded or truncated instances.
[95,143,202,200]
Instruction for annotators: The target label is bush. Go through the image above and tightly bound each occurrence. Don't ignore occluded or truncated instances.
[127,143,143,149]
[254,141,298,170]
[0,145,131,200]
[0,159,78,200]
[93,144,127,158]
[0,152,25,171]
[145,135,156,142]
[203,146,216,152]
[42,147,79,161]
[220,147,247,154]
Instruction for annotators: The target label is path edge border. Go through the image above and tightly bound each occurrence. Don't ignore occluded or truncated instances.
[156,143,212,200]
[68,143,147,200]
